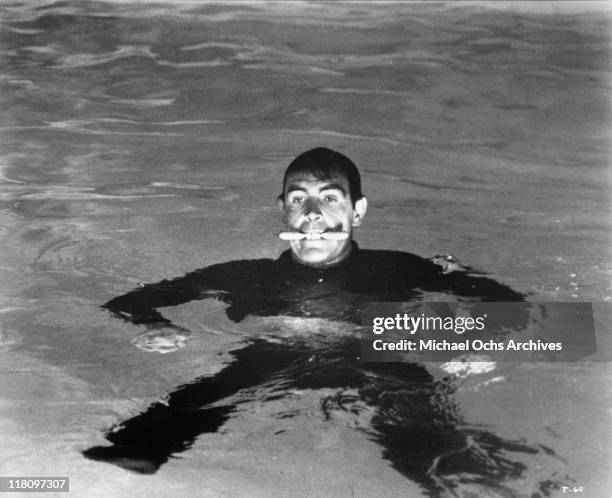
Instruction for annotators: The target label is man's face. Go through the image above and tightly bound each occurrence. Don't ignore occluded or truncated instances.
[278,173,367,267]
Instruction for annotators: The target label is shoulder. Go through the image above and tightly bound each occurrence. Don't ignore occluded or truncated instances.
[195,257,276,276]
[178,257,277,289]
[353,248,441,274]
[202,257,276,272]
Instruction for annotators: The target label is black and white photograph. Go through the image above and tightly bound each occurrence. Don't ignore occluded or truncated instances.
[0,1,610,496]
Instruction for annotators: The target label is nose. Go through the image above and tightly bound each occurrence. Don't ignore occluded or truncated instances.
[304,198,322,221]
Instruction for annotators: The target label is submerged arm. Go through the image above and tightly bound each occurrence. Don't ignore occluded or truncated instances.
[103,270,210,326]
[422,258,530,332]
[425,254,525,301]
[436,271,526,301]
[102,259,271,327]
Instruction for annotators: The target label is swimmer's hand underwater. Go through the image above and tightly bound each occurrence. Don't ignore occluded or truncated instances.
[278,231,349,241]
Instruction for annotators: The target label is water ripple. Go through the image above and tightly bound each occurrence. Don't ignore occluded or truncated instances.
[0,117,227,137]
[109,98,175,107]
[45,118,225,128]
[20,188,176,201]
[54,45,157,68]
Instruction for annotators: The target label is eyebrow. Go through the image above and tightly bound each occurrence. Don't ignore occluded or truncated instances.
[285,182,347,196]
[319,183,347,195]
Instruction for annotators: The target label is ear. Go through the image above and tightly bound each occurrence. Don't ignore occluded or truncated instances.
[352,196,367,227]
[277,196,287,222]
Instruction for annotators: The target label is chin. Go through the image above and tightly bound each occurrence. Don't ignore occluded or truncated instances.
[291,241,349,267]
[294,249,334,266]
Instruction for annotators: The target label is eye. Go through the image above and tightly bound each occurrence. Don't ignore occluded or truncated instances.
[290,196,304,205]
[323,195,338,204]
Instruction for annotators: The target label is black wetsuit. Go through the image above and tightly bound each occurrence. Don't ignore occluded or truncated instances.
[84,246,555,495]
[102,243,525,326]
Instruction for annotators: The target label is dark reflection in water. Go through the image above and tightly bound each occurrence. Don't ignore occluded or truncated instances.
[84,337,558,496]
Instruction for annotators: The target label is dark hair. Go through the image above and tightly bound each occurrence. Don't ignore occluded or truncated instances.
[280,147,363,204]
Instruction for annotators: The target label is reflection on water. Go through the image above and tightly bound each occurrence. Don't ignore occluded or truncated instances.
[1,1,611,496]
[84,337,562,496]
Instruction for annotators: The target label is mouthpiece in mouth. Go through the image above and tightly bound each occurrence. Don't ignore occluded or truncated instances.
[278,231,349,241]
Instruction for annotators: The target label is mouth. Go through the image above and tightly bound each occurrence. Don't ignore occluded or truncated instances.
[278,230,348,241]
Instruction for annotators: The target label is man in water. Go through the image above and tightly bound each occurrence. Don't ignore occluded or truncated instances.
[102,147,523,329]
[85,148,554,495]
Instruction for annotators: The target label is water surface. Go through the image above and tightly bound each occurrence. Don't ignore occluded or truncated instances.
[0,1,611,496]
